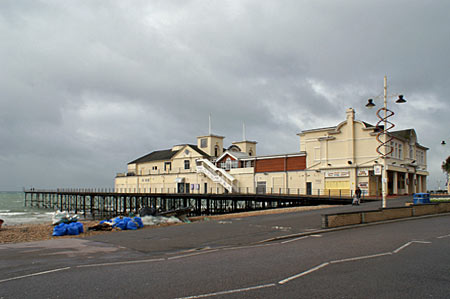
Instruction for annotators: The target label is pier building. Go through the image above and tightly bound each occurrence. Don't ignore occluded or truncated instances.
[115,109,428,196]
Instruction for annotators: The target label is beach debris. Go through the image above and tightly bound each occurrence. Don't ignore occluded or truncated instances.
[52,210,79,225]
[139,207,158,217]
[139,207,192,223]
[88,216,144,231]
[52,222,84,237]
[141,215,182,226]
[88,221,114,231]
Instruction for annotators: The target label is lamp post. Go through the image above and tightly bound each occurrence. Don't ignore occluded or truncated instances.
[366,76,406,208]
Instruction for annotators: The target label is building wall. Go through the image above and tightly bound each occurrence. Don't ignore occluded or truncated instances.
[299,108,428,195]
[255,156,306,173]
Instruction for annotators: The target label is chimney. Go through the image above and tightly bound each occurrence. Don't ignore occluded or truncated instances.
[346,108,355,121]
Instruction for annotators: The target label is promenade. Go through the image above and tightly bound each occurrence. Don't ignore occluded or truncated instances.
[3,195,450,298]
[82,195,412,255]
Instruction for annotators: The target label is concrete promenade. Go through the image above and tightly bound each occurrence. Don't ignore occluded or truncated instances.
[3,195,450,299]
[81,196,412,255]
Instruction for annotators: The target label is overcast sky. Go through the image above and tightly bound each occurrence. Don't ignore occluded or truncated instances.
[1,0,449,191]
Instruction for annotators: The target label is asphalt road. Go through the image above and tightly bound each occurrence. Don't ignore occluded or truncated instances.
[1,199,449,298]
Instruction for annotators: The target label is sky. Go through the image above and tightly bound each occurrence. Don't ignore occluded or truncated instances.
[1,0,449,191]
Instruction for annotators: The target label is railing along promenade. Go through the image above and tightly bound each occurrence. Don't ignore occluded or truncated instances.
[24,188,368,220]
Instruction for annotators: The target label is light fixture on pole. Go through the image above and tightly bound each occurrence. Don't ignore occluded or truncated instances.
[366,76,406,208]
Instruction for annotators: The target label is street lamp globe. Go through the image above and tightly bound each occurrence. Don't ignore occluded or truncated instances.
[396,95,406,104]
[366,99,376,108]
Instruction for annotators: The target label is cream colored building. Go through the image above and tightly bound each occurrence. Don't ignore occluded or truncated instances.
[115,108,428,197]
[298,108,428,196]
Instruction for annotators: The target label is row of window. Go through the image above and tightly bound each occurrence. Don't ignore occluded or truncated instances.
[389,142,425,164]
[218,159,253,170]
[139,160,191,175]
[389,141,403,159]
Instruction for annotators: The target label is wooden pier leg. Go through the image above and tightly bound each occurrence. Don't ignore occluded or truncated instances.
[83,196,86,218]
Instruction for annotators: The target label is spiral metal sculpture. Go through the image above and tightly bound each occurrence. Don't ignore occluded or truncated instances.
[375,106,395,158]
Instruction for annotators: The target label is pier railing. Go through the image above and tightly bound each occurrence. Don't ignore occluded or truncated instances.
[23,188,373,220]
[27,187,369,198]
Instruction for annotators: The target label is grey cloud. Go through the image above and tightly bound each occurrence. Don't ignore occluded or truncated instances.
[1,0,449,190]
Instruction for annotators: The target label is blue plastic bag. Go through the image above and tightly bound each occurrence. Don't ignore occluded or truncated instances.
[114,220,126,230]
[126,220,138,230]
[67,222,80,235]
[76,222,84,234]
[52,223,68,236]
[133,217,144,228]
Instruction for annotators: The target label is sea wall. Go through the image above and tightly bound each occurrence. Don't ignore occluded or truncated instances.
[322,202,450,229]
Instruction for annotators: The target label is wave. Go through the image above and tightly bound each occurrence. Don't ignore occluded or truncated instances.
[0,212,28,216]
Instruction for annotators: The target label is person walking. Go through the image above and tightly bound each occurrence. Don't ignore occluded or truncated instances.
[353,187,362,205]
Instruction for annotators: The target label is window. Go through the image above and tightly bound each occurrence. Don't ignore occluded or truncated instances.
[200,138,208,148]
[225,158,231,170]
[417,150,424,164]
[398,144,403,160]
[184,160,190,170]
[152,166,158,170]
[164,162,172,171]
[214,145,219,157]
[249,150,253,156]
[409,146,413,159]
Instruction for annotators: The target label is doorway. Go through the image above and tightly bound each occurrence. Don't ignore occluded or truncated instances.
[306,182,312,195]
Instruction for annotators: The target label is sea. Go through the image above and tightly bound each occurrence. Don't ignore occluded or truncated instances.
[0,191,54,226]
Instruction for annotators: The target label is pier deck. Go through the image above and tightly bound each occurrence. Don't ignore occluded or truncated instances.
[24,189,362,219]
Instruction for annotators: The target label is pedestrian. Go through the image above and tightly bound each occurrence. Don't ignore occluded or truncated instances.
[353,187,362,205]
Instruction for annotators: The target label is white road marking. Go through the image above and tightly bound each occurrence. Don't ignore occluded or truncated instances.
[310,234,322,238]
[0,267,71,284]
[281,236,309,244]
[437,233,450,239]
[278,262,329,285]
[77,258,165,268]
[168,250,219,260]
[221,243,275,251]
[175,283,276,299]
[393,241,431,254]
[277,240,433,286]
[330,252,392,264]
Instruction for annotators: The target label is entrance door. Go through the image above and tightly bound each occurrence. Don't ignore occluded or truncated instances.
[306,182,312,195]
[256,182,266,194]
[204,183,208,194]
[177,183,185,193]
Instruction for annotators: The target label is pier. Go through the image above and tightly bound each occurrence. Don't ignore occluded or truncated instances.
[24,189,361,220]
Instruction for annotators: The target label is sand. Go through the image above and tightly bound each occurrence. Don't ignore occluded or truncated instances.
[0,205,335,244]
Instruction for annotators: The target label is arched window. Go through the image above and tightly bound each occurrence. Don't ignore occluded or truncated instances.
[225,157,231,170]
[249,150,253,156]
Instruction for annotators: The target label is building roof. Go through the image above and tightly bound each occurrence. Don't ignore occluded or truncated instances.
[186,144,210,157]
[390,129,429,150]
[390,129,415,140]
[128,144,210,165]
[129,149,177,164]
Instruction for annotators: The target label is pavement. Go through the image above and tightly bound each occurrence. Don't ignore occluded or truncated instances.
[80,195,413,256]
[2,195,449,299]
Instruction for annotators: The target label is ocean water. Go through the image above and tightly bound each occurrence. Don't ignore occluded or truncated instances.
[0,191,54,226]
